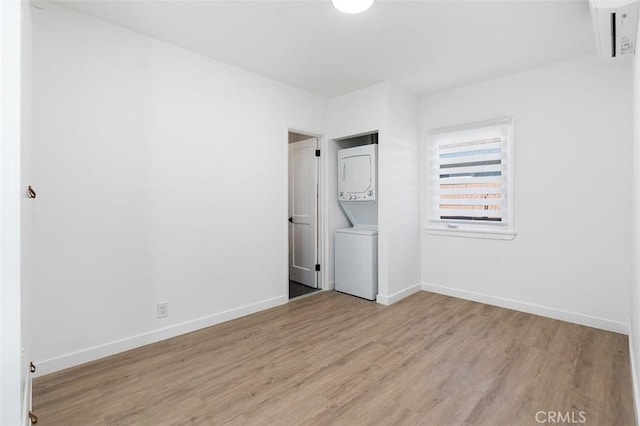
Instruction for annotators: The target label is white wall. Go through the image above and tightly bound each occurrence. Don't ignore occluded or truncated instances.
[31,3,326,375]
[421,55,632,333]
[326,82,421,303]
[630,21,640,422]
[382,84,421,302]
[325,83,387,289]
[328,83,388,141]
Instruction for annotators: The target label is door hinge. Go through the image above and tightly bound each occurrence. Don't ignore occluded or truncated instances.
[315,149,321,157]
[315,264,321,272]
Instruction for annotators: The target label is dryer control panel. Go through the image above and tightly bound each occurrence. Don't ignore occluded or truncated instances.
[339,190,375,201]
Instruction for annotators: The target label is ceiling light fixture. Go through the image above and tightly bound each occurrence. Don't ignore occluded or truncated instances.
[331,0,375,14]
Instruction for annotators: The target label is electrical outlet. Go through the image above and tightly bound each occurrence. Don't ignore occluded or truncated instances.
[157,302,168,318]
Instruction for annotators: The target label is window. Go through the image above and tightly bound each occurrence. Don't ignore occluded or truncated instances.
[427,117,515,239]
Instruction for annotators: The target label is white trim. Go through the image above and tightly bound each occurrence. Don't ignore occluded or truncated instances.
[630,333,640,426]
[0,1,24,424]
[425,227,517,240]
[21,367,30,426]
[322,137,331,292]
[422,282,629,334]
[283,127,290,298]
[376,283,422,306]
[317,136,326,290]
[34,295,288,377]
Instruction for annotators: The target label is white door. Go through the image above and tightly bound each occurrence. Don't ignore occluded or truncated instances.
[288,138,318,288]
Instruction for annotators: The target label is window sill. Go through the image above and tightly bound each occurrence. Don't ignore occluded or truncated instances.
[425,227,517,241]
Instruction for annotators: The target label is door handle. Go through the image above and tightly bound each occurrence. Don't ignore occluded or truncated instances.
[341,163,346,180]
[288,217,293,223]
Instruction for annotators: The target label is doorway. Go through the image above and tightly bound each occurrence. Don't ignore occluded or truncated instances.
[288,131,322,299]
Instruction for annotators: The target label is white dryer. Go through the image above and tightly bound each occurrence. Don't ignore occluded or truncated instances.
[335,144,378,301]
[337,144,377,228]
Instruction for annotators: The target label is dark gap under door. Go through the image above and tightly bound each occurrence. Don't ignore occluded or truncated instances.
[289,280,320,299]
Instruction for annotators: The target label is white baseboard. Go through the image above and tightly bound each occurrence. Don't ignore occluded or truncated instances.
[629,333,640,426]
[422,282,629,334]
[35,295,288,377]
[376,283,422,306]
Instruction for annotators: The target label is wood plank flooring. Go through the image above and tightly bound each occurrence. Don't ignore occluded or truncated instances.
[33,291,634,425]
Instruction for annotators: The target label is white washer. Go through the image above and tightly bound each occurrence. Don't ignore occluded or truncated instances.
[335,227,378,300]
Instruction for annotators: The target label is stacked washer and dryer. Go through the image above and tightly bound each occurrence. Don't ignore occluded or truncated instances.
[335,144,378,300]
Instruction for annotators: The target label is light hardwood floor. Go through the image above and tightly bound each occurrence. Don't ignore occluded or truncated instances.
[33,291,634,425]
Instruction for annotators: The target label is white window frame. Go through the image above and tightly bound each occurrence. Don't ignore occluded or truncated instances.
[426,117,516,240]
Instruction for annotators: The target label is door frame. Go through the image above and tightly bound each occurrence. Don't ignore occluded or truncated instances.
[0,0,25,424]
[285,127,326,297]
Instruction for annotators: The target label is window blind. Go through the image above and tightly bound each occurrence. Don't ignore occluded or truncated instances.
[429,120,511,227]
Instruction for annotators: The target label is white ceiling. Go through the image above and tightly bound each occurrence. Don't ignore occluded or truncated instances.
[55,0,596,98]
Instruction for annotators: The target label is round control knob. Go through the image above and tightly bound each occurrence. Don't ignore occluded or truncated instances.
[368,190,373,196]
